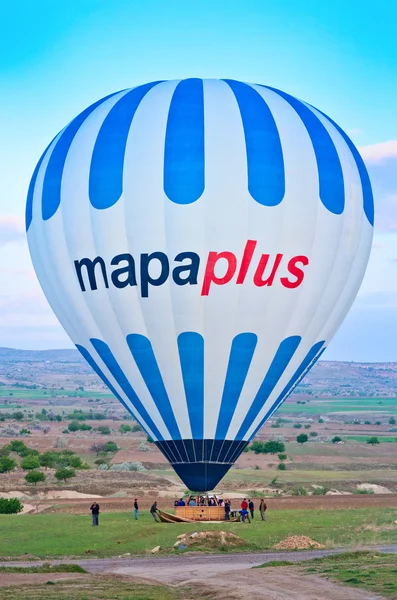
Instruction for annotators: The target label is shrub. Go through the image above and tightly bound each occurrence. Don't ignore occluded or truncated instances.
[277,462,286,470]
[292,485,307,496]
[11,411,24,421]
[367,436,380,445]
[55,468,76,482]
[119,424,132,434]
[296,433,308,445]
[103,441,119,453]
[79,423,92,431]
[0,498,23,514]
[318,418,324,423]
[312,486,329,495]
[8,440,27,454]
[0,445,10,457]
[19,428,31,436]
[109,461,145,472]
[67,421,81,432]
[332,436,342,444]
[304,424,311,429]
[355,488,374,494]
[0,456,16,473]
[278,453,287,461]
[293,424,302,429]
[309,431,318,437]
[39,452,57,469]
[94,458,108,466]
[68,456,83,468]
[146,435,154,443]
[138,441,150,452]
[19,447,39,458]
[250,440,285,454]
[97,426,111,435]
[25,470,46,485]
[131,423,143,432]
[389,417,396,425]
[21,455,40,470]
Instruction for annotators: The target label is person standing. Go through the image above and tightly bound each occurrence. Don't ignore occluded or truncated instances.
[90,502,100,526]
[133,498,139,520]
[150,500,159,522]
[248,499,254,520]
[259,498,267,521]
[224,499,231,520]
[240,498,250,523]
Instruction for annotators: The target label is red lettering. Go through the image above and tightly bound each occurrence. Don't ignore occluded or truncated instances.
[281,255,309,288]
[253,253,283,287]
[236,240,257,284]
[201,251,237,296]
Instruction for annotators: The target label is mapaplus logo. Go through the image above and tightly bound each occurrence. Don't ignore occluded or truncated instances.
[74,240,309,298]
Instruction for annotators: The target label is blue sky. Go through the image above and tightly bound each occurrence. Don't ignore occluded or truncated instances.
[1,0,397,360]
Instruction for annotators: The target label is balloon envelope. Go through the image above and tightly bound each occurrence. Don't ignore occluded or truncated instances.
[27,79,373,491]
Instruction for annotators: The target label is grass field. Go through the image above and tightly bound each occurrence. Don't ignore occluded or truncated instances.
[280,397,397,414]
[260,551,397,598]
[0,509,396,558]
[222,467,397,484]
[0,389,113,399]
[343,435,397,443]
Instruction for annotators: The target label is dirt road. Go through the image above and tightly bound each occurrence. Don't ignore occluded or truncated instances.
[1,546,395,599]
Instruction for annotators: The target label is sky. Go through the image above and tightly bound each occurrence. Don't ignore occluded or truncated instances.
[0,0,396,360]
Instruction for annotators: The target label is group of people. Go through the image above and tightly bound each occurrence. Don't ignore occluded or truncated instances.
[89,496,268,526]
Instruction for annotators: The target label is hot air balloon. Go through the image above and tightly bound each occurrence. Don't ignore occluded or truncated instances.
[26,79,373,491]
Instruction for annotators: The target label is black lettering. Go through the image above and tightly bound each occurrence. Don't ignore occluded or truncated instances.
[111,253,137,289]
[172,252,200,285]
[140,252,169,297]
[74,257,109,292]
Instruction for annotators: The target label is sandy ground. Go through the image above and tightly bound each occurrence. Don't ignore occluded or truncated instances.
[1,550,392,599]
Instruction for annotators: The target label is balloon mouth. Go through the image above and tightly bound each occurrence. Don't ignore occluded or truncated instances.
[155,439,249,492]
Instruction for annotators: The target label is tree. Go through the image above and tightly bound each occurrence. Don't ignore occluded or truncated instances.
[79,423,92,431]
[0,456,16,473]
[296,433,308,445]
[332,436,342,444]
[12,411,24,421]
[21,455,40,470]
[0,445,10,457]
[0,498,23,514]
[55,468,76,482]
[103,441,119,453]
[25,470,46,485]
[19,446,40,458]
[367,437,380,445]
[68,421,81,432]
[309,431,318,437]
[39,452,57,469]
[8,440,27,454]
[97,426,111,435]
[293,424,302,429]
[90,443,106,455]
[119,424,132,434]
[389,417,396,425]
[68,456,83,468]
[278,453,287,461]
[318,418,324,423]
[146,435,154,443]
[277,462,286,470]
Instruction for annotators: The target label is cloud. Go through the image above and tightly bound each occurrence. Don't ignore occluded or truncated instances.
[359,140,397,164]
[0,216,25,247]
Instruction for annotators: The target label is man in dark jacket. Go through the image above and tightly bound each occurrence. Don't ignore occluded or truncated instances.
[133,498,139,520]
[224,499,231,520]
[150,501,159,522]
[90,502,100,526]
[259,498,267,521]
[248,499,254,520]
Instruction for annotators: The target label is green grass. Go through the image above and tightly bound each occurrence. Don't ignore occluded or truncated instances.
[0,577,179,600]
[223,467,397,484]
[343,435,397,443]
[280,397,397,414]
[0,509,396,558]
[259,551,397,598]
[0,564,86,574]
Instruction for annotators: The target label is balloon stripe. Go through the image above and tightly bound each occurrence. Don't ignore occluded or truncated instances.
[310,104,374,226]
[26,140,55,230]
[126,334,182,440]
[249,340,325,441]
[263,86,345,216]
[235,336,302,441]
[177,332,204,439]
[41,92,119,222]
[215,333,258,440]
[223,79,285,206]
[164,78,205,204]
[75,343,150,435]
[89,82,163,209]
[89,338,164,441]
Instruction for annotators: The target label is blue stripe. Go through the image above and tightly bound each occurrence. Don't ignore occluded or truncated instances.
[89,81,163,209]
[249,340,325,440]
[263,85,345,216]
[75,343,147,434]
[177,332,204,439]
[41,92,119,222]
[215,333,257,440]
[126,334,181,440]
[223,79,285,207]
[312,105,374,226]
[26,140,54,231]
[89,338,164,441]
[235,336,302,441]
[164,78,205,204]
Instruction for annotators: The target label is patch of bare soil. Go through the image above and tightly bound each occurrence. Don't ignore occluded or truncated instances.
[273,536,324,550]
[0,573,86,587]
[183,567,382,600]
[175,531,247,551]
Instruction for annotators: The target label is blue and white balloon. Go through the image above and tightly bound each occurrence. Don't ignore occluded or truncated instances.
[26,79,373,491]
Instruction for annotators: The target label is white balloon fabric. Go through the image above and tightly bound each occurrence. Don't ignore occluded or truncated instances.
[26,79,373,491]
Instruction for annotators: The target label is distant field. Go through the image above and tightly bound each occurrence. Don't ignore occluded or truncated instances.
[0,388,112,399]
[343,435,397,443]
[280,397,397,414]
